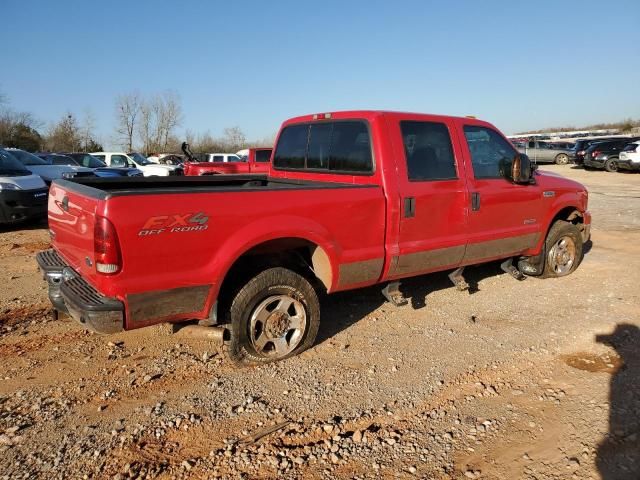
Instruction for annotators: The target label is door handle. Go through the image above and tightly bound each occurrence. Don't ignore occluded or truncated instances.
[404,197,415,218]
[471,192,480,211]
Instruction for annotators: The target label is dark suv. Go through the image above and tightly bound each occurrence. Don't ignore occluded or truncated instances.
[573,138,620,166]
[583,138,639,172]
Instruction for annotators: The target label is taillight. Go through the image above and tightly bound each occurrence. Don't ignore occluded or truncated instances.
[94,215,121,274]
[592,150,600,158]
[577,150,585,156]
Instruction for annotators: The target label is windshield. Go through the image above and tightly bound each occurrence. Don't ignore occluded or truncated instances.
[128,152,152,165]
[70,153,106,168]
[0,148,32,175]
[7,149,48,166]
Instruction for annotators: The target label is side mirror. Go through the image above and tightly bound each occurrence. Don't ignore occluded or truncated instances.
[510,153,533,184]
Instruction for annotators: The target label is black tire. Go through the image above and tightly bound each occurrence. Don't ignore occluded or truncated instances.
[225,267,320,366]
[541,220,584,278]
[604,158,618,173]
[555,153,570,165]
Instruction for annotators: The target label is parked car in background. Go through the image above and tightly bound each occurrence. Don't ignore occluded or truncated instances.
[200,153,243,163]
[618,141,640,172]
[91,152,182,177]
[516,140,574,164]
[548,141,574,150]
[0,147,48,224]
[573,138,620,166]
[64,153,144,177]
[7,148,95,184]
[183,147,272,176]
[146,153,184,165]
[583,138,640,172]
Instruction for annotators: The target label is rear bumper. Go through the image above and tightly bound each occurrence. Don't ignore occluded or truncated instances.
[617,160,640,171]
[36,250,124,334]
[0,188,48,224]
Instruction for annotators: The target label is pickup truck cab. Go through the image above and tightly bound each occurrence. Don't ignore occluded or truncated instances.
[517,141,574,165]
[183,148,272,176]
[37,111,590,366]
[91,152,182,177]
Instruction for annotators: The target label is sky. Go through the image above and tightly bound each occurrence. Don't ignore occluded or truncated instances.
[1,0,639,147]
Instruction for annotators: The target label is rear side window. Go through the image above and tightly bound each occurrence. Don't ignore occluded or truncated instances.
[212,155,224,162]
[255,149,272,163]
[273,120,373,173]
[464,125,516,179]
[400,121,457,181]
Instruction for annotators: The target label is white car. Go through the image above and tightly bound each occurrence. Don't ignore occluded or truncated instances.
[0,147,49,224]
[618,141,640,172]
[91,152,182,177]
[7,148,95,184]
[146,153,184,165]
[202,153,244,163]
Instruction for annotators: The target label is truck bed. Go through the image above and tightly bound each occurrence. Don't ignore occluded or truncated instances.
[55,175,372,198]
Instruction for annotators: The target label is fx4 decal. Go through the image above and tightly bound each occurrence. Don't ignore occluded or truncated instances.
[138,212,209,236]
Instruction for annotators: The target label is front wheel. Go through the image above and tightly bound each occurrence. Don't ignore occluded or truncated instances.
[555,153,570,165]
[542,221,584,278]
[604,158,618,172]
[225,267,320,366]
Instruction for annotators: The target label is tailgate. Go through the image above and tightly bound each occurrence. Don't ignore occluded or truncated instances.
[48,182,100,283]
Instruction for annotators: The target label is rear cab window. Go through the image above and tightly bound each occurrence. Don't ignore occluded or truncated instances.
[255,149,272,163]
[273,120,373,174]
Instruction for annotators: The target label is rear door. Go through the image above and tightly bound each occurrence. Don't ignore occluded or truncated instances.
[457,123,543,264]
[388,117,468,278]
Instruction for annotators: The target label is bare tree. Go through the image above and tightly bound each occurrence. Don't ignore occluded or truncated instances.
[80,108,97,152]
[222,126,247,151]
[46,113,81,152]
[137,91,183,154]
[114,91,141,151]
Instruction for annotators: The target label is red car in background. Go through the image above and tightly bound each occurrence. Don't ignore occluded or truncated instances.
[183,147,272,175]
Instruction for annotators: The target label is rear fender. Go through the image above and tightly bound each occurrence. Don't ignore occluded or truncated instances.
[205,215,340,309]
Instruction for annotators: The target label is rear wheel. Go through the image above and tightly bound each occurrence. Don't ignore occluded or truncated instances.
[225,267,320,366]
[542,221,583,278]
[604,157,619,172]
[555,153,570,165]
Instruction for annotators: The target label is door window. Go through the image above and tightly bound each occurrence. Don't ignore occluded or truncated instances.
[400,121,457,181]
[464,126,516,179]
[111,155,128,167]
[212,155,224,162]
[255,149,272,163]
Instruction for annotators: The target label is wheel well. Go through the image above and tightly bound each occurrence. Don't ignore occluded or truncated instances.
[548,207,585,236]
[215,239,331,322]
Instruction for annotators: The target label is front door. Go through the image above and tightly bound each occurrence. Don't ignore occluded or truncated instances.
[389,118,469,278]
[458,124,543,265]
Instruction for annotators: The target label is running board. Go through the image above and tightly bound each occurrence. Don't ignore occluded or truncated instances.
[500,258,527,281]
[381,282,408,306]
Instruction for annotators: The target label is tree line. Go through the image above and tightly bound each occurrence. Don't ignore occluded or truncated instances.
[0,88,273,155]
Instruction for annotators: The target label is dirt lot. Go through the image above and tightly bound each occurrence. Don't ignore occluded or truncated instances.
[0,165,639,480]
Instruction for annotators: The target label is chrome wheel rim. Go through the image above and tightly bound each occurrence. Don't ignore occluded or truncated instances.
[557,154,568,165]
[249,295,306,357]
[548,236,577,275]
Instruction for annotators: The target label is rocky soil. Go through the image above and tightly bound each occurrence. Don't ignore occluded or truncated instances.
[0,165,639,479]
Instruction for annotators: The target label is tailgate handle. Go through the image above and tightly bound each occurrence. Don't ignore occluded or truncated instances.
[471,192,480,211]
[61,196,69,212]
[404,197,415,218]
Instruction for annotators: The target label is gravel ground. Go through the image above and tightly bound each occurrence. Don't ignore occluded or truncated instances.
[0,165,639,479]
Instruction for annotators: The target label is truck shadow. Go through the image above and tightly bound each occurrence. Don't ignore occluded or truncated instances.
[316,262,502,345]
[595,323,640,479]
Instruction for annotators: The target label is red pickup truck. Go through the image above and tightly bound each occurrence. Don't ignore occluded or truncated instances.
[37,110,590,366]
[182,148,272,176]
